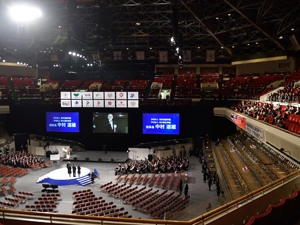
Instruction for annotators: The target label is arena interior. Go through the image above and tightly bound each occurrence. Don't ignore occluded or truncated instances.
[0,0,300,225]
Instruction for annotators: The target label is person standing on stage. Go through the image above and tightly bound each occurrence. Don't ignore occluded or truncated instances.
[67,161,71,169]
[77,165,81,177]
[67,163,72,177]
[72,164,76,177]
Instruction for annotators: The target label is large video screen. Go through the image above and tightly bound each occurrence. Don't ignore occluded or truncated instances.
[93,112,128,133]
[143,113,180,135]
[46,112,79,132]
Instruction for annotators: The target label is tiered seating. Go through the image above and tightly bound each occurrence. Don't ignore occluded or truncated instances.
[127,80,149,90]
[126,174,136,184]
[120,186,146,201]
[134,174,142,184]
[0,165,29,177]
[111,80,127,90]
[128,188,153,206]
[106,184,126,194]
[81,80,103,89]
[140,174,149,185]
[281,70,300,86]
[5,197,21,205]
[19,192,35,199]
[99,182,112,189]
[0,201,17,209]
[153,174,161,187]
[60,80,82,91]
[153,77,173,88]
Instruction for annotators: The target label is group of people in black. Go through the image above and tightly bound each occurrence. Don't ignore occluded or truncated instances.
[0,150,45,168]
[115,155,189,175]
[67,162,81,177]
[200,155,221,199]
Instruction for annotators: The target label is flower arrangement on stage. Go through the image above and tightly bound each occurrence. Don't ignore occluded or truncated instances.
[63,147,72,155]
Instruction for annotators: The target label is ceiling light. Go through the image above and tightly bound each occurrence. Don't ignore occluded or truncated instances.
[17,62,20,64]
[135,22,141,26]
[2,60,5,62]
[126,48,129,50]
[255,42,258,44]
[291,28,294,31]
[150,47,152,50]
[72,52,76,56]
[232,46,235,48]
[216,17,219,20]
[58,26,62,28]
[228,13,231,16]
[198,46,200,49]
[104,49,106,51]
[176,47,179,53]
[68,51,72,55]
[76,54,79,57]
[9,5,42,21]
[80,55,82,58]
[247,43,250,46]
[279,36,283,39]
[221,46,224,49]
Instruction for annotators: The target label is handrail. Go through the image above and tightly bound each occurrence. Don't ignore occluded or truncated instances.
[189,169,300,224]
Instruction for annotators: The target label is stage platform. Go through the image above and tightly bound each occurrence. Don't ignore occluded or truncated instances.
[62,150,129,163]
[36,167,91,186]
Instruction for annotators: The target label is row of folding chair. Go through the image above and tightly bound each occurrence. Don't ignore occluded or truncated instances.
[111,185,131,197]
[0,201,17,209]
[4,197,21,205]
[143,191,173,212]
[75,194,95,202]
[106,184,126,194]
[26,208,56,213]
[173,173,182,190]
[99,182,112,189]
[130,189,158,208]
[38,197,58,202]
[12,194,28,201]
[121,186,146,201]
[118,186,138,198]
[72,189,91,196]
[18,192,34,199]
[127,188,153,205]
[148,195,180,216]
[155,196,190,219]
[34,200,57,205]
[159,173,169,188]
[104,183,118,191]
[135,190,162,209]
[73,199,106,209]
[146,174,155,186]
[72,202,117,214]
[73,197,103,206]
[41,193,60,198]
[74,191,93,199]
[166,173,175,189]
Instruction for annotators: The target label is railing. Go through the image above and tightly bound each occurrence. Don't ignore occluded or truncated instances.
[29,134,85,151]
[1,169,300,225]
[134,138,191,148]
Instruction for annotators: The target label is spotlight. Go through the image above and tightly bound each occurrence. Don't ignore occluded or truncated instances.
[9,5,42,21]
[68,51,72,55]
[76,54,79,57]
[176,47,179,53]
[72,52,76,56]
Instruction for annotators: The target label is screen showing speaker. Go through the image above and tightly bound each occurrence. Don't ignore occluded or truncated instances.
[93,112,128,133]
[46,112,79,132]
[143,113,180,135]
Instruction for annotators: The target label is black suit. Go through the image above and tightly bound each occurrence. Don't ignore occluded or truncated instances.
[104,120,117,133]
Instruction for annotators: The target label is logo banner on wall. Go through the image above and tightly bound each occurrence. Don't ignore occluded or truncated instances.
[158,50,168,63]
[61,100,71,107]
[71,92,82,99]
[206,50,215,62]
[128,92,139,99]
[82,92,93,99]
[182,50,192,62]
[105,92,115,100]
[231,113,246,129]
[93,92,104,99]
[116,100,127,108]
[61,92,71,99]
[94,100,104,108]
[83,100,93,107]
[246,122,265,142]
[105,100,115,108]
[128,100,139,108]
[72,100,82,107]
[136,51,145,60]
[116,92,127,99]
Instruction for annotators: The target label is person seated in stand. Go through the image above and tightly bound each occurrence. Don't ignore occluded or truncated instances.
[115,163,122,175]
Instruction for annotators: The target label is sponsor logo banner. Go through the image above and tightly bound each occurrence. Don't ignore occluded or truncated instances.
[116,92,127,99]
[116,100,127,108]
[231,113,246,129]
[61,92,71,99]
[83,100,93,107]
[128,92,139,99]
[61,100,71,107]
[105,100,115,108]
[94,100,104,108]
[71,92,82,99]
[82,92,93,99]
[105,92,115,100]
[128,100,139,108]
[93,92,104,99]
[72,100,82,107]
[246,122,265,142]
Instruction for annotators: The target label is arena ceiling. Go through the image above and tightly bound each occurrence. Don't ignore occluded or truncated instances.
[0,0,299,63]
